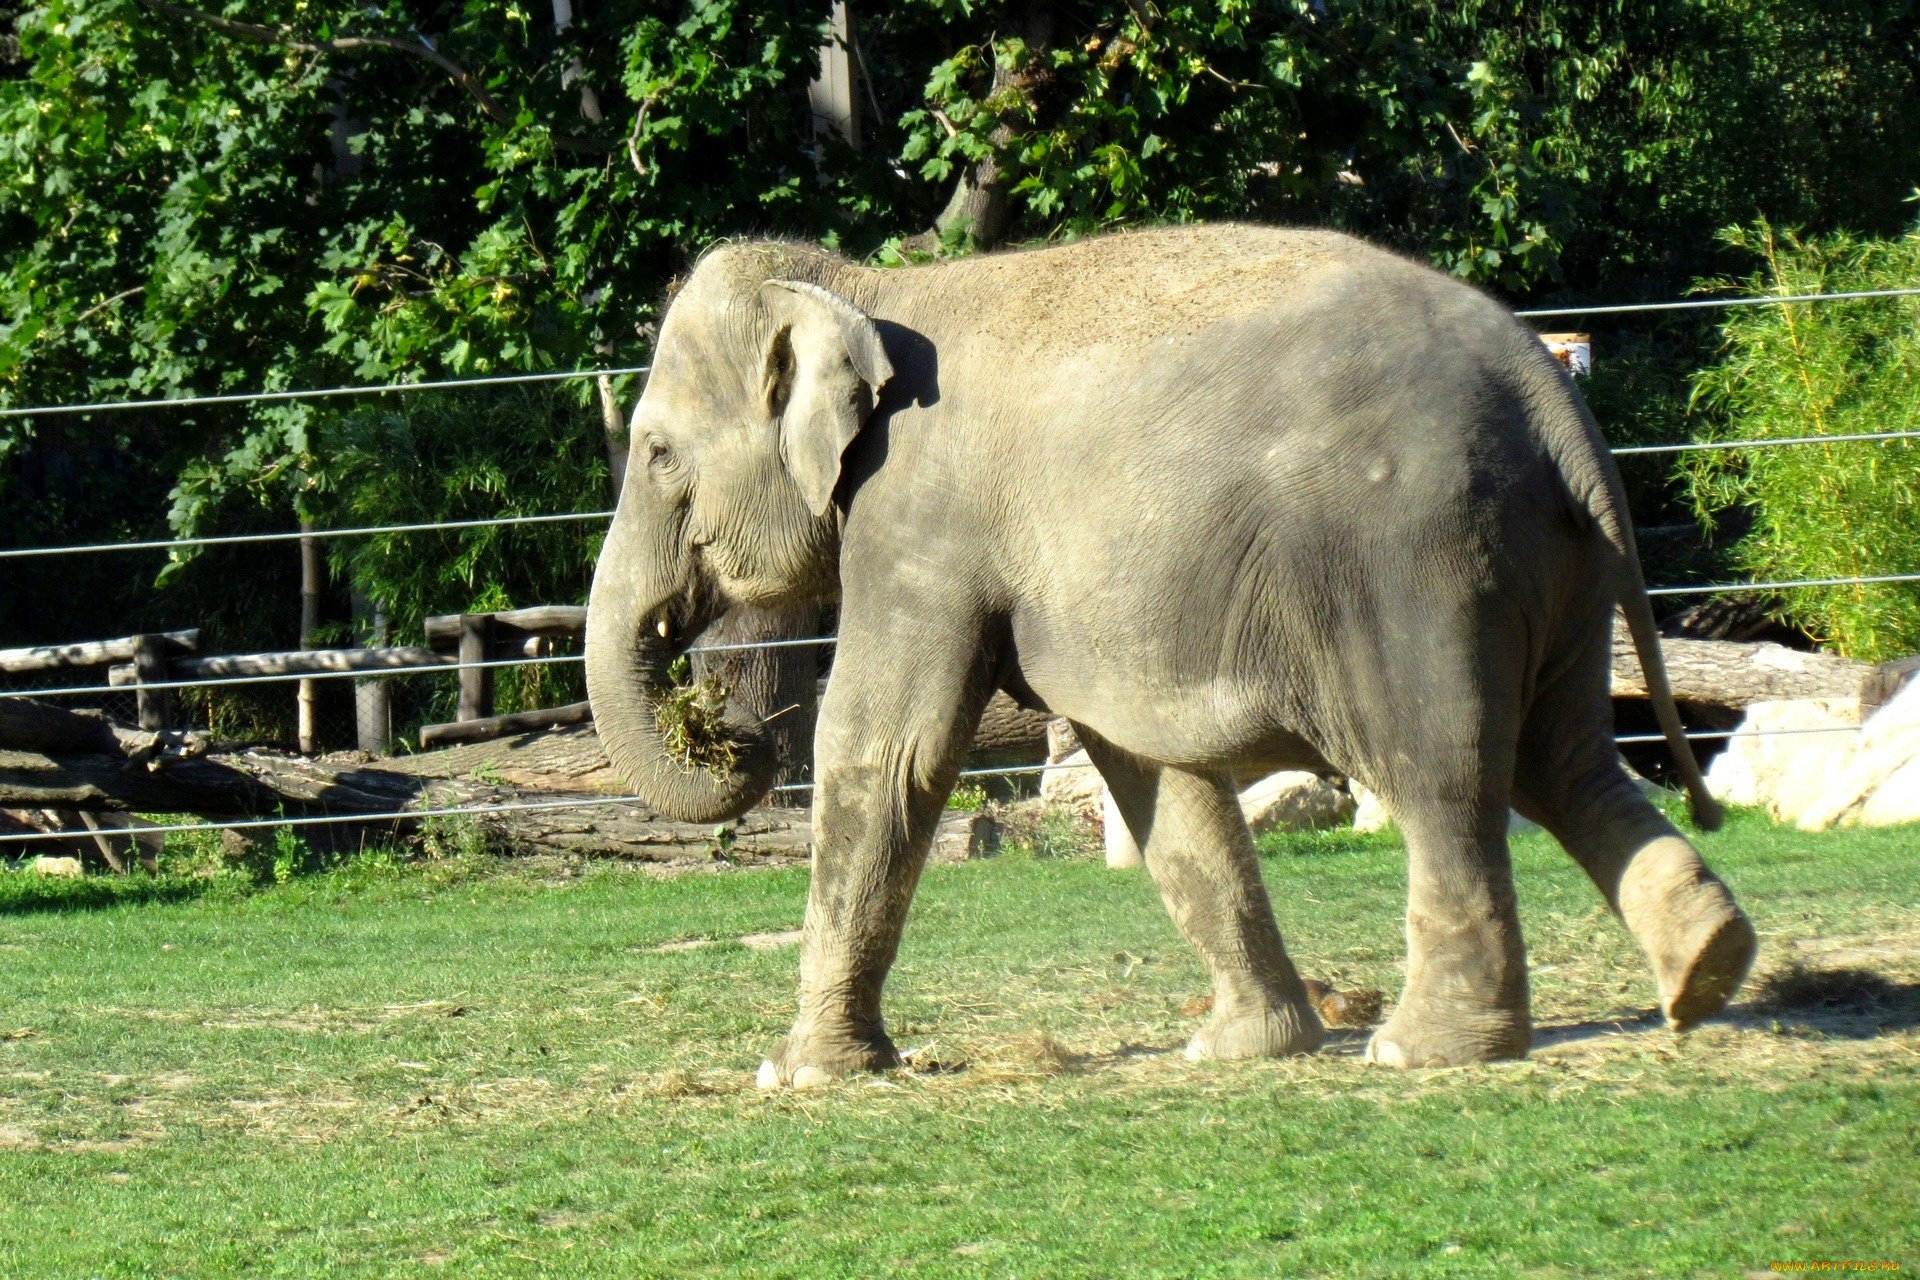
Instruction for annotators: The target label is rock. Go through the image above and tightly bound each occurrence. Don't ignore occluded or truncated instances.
[1103,788,1142,868]
[1040,749,1104,817]
[1348,786,1580,837]
[1237,771,1355,835]
[28,855,83,877]
[1706,698,1861,824]
[1045,719,1082,764]
[1352,786,1391,833]
[1799,679,1920,830]
[930,810,1001,863]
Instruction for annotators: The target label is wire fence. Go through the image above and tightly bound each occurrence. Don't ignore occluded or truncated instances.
[4,278,1918,851]
[0,366,652,419]
[0,722,1864,845]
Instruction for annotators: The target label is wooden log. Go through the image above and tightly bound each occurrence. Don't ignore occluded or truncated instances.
[0,726,817,865]
[0,629,199,675]
[0,701,121,754]
[457,615,495,721]
[132,633,170,731]
[1610,619,1868,708]
[419,700,593,748]
[108,646,452,684]
[970,691,1053,766]
[424,605,586,650]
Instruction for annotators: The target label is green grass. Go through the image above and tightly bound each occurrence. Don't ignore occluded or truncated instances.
[1,811,1916,1277]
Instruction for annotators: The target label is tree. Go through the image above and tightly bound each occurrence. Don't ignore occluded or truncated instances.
[3,0,1919,738]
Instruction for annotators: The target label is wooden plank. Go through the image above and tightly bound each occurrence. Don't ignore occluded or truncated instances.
[0,629,199,675]
[419,700,593,749]
[423,606,586,649]
[457,615,495,722]
[132,633,170,731]
[108,646,452,685]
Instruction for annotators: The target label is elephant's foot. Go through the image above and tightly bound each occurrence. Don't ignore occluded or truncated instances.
[1365,998,1530,1069]
[755,1025,899,1090]
[1617,837,1757,1031]
[1185,994,1324,1061]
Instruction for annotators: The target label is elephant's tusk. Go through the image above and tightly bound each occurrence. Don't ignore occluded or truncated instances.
[656,615,671,639]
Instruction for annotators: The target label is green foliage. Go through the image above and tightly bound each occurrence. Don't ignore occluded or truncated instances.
[3,0,1920,697]
[1684,220,1920,661]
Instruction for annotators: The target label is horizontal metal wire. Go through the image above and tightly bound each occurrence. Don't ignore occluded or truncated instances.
[1613,427,1920,456]
[0,510,615,560]
[1,420,1910,560]
[0,366,651,419]
[0,636,841,700]
[1648,571,1920,597]
[0,724,1861,844]
[1515,285,1920,319]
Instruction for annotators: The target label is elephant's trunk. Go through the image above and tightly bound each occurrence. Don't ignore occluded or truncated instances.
[586,555,788,824]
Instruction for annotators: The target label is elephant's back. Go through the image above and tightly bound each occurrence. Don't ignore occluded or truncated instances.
[875,223,1456,361]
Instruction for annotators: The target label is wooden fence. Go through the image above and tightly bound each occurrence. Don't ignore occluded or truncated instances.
[0,609,591,750]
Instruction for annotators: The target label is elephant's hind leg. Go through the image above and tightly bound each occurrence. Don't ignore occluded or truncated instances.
[1082,734,1324,1060]
[1513,707,1754,1030]
[1364,786,1534,1068]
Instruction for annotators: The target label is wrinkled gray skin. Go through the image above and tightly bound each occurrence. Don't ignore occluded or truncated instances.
[586,224,1756,1084]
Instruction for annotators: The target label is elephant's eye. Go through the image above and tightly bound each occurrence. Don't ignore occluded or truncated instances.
[645,438,673,470]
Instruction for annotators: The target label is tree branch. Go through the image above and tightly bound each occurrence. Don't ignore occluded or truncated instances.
[140,2,618,154]
[72,286,144,327]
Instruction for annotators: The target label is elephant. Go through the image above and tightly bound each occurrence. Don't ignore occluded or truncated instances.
[584,223,1757,1082]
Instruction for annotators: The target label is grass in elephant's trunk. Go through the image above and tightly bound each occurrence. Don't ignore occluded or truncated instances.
[652,655,744,778]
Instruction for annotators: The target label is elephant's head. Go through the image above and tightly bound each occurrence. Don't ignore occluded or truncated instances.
[586,249,893,823]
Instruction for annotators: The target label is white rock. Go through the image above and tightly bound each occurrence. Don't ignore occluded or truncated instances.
[1800,678,1920,829]
[1348,786,1550,836]
[1706,698,1861,824]
[1040,749,1104,816]
[28,856,83,878]
[1238,771,1355,835]
[1855,752,1920,826]
[1103,787,1143,868]
[1351,787,1392,834]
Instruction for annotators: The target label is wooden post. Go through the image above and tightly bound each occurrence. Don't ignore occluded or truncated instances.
[131,632,170,731]
[352,585,391,754]
[297,519,321,754]
[808,1,860,150]
[457,614,495,722]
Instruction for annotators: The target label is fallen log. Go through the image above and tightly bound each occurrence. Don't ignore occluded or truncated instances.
[1611,617,1868,708]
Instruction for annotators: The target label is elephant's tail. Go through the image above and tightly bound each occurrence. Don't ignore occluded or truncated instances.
[1553,387,1725,833]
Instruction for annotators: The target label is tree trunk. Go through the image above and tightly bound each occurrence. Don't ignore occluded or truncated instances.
[297,519,321,753]
[917,2,1056,251]
[352,585,391,753]
[597,372,628,500]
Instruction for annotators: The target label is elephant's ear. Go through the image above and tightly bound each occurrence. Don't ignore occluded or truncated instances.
[758,279,894,516]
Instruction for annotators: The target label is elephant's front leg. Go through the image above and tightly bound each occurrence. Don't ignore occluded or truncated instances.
[756,627,993,1089]
[1082,733,1325,1060]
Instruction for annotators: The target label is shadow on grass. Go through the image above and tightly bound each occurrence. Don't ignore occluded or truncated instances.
[0,874,212,915]
[1748,963,1920,1036]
